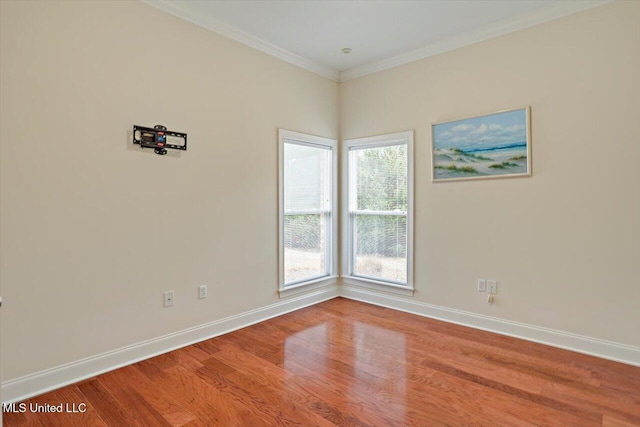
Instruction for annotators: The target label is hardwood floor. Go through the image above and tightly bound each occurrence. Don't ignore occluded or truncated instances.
[4,297,640,426]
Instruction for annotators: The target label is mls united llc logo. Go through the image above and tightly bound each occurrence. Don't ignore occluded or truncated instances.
[3,402,87,413]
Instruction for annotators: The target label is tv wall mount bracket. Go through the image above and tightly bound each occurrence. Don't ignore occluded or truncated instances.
[133,124,187,156]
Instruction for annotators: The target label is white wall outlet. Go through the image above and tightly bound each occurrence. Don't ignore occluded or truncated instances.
[487,280,497,294]
[477,279,487,292]
[164,291,174,307]
[198,285,207,299]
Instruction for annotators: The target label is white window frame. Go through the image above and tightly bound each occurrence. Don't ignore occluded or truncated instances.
[279,129,338,296]
[342,131,414,296]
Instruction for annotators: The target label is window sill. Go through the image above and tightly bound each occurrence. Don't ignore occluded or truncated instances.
[279,275,338,298]
[342,275,415,296]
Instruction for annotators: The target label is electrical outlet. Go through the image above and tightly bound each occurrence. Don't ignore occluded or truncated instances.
[477,279,487,292]
[487,280,497,294]
[198,285,207,299]
[164,291,174,307]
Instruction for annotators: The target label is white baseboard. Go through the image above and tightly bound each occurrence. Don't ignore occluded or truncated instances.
[1,285,339,404]
[340,284,640,367]
[4,282,638,404]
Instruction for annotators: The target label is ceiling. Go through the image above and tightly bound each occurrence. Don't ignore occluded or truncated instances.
[145,0,609,81]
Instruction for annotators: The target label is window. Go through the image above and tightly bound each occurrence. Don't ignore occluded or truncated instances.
[343,131,414,293]
[279,130,337,292]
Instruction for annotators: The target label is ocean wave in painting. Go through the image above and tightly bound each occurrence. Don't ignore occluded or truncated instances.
[432,108,529,180]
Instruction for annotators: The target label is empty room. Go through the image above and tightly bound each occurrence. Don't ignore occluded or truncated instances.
[1,0,639,425]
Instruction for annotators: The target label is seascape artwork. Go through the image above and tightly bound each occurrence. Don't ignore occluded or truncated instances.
[431,107,530,181]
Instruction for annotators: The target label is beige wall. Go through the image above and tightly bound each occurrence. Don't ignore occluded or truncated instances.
[0,0,338,380]
[1,0,638,385]
[340,1,640,347]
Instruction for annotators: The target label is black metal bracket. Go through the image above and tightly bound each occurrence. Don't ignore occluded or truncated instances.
[133,124,187,155]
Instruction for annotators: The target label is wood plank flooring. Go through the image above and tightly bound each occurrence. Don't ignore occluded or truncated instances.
[4,298,640,426]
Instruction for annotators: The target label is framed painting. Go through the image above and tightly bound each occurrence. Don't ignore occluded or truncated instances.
[431,107,531,182]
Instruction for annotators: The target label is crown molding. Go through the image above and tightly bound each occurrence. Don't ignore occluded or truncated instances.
[142,0,612,83]
[339,0,613,82]
[141,0,341,82]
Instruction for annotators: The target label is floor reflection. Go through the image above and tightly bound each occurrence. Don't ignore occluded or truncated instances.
[284,322,328,377]
[353,321,407,417]
[283,315,407,423]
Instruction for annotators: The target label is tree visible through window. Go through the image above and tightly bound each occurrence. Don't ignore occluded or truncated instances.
[353,144,407,283]
[346,132,413,288]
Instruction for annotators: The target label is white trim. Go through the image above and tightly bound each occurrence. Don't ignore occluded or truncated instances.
[3,284,639,404]
[285,209,330,215]
[340,285,640,367]
[142,0,609,83]
[342,131,414,291]
[343,276,414,297]
[141,0,340,82]
[353,210,406,217]
[278,130,338,292]
[1,285,339,404]
[346,134,409,150]
[339,1,613,81]
[278,276,338,298]
[280,133,335,149]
